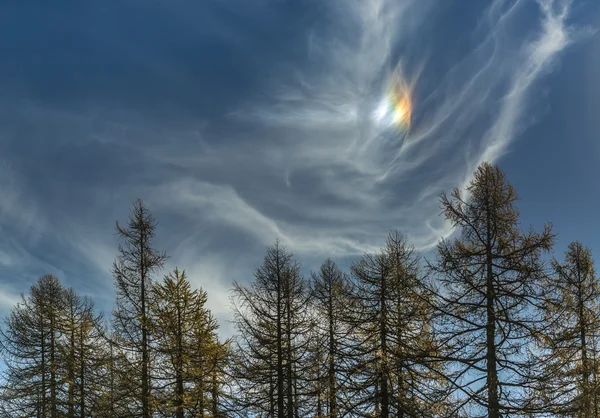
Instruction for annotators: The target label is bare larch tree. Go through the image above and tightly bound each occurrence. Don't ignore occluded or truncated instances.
[112,199,167,418]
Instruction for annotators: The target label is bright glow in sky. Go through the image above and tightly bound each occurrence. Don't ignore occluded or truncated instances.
[373,73,413,131]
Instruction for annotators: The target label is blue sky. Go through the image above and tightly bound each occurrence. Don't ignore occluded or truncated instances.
[0,0,599,336]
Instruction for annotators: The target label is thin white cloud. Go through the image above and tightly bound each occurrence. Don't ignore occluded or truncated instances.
[149,178,381,257]
[0,285,22,311]
[233,0,579,250]
[0,0,584,337]
[0,161,45,239]
[478,0,574,169]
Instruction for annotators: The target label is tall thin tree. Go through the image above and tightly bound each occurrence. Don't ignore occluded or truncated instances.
[150,267,228,417]
[0,275,64,418]
[350,232,447,417]
[231,240,311,417]
[310,258,354,417]
[60,287,104,418]
[431,163,554,417]
[536,242,600,416]
[112,199,167,418]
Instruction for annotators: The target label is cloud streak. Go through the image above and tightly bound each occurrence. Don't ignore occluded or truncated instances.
[0,0,585,334]
[232,0,579,251]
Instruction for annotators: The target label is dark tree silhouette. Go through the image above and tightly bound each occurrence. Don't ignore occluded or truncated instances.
[112,199,167,418]
[230,240,312,417]
[430,163,554,417]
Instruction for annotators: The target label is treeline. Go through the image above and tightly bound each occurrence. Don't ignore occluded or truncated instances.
[0,201,227,418]
[1,162,599,417]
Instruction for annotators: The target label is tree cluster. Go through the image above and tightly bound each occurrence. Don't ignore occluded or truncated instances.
[2,163,600,417]
[0,200,228,418]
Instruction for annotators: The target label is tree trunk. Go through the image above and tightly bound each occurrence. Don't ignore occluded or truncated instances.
[398,366,404,418]
[277,260,285,417]
[211,360,219,417]
[328,288,336,418]
[176,305,184,418]
[68,323,75,418]
[79,326,85,418]
[109,341,115,418]
[380,269,389,418]
[40,313,47,418]
[50,312,57,418]
[286,274,294,418]
[486,198,500,418]
[200,380,206,417]
[269,367,275,418]
[577,258,591,418]
[293,361,300,418]
[141,233,150,418]
[397,286,405,418]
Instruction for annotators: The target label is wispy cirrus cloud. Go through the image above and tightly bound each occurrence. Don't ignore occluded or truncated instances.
[0,287,21,311]
[0,162,45,240]
[230,0,580,251]
[0,0,587,332]
[0,0,578,257]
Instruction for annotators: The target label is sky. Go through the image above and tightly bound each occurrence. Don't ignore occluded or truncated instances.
[0,0,599,336]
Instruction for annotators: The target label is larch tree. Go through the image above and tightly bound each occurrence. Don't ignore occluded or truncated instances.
[150,268,198,417]
[112,198,167,418]
[431,162,554,417]
[348,248,389,417]
[309,258,354,417]
[536,241,600,417]
[0,275,64,418]
[187,287,229,418]
[60,287,104,418]
[231,240,312,418]
[384,232,450,417]
[349,232,447,417]
[95,327,132,418]
[150,267,229,417]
